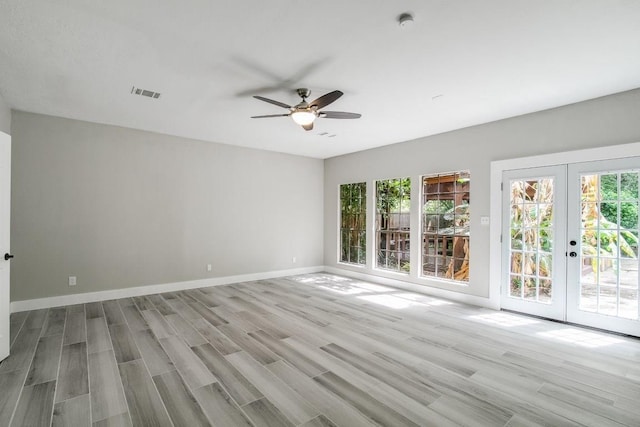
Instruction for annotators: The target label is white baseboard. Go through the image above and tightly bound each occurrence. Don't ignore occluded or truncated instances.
[10,266,325,312]
[324,266,499,310]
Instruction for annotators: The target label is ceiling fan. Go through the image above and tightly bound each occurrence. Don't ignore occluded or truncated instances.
[251,88,361,131]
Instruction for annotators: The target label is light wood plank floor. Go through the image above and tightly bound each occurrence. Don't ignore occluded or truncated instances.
[1,273,639,426]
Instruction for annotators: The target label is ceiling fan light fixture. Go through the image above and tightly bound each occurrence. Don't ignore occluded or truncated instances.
[291,110,317,126]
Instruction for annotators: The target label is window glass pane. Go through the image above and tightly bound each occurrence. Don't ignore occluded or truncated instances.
[376,178,411,273]
[421,171,470,283]
[339,182,366,265]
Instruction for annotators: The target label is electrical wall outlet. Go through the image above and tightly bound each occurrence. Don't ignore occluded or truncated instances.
[68,276,77,286]
[292,257,297,263]
[207,264,212,272]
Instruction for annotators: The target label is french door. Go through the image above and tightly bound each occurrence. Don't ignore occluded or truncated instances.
[501,166,567,321]
[502,159,640,336]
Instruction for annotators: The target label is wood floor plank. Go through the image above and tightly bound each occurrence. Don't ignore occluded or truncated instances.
[93,412,132,427]
[192,343,263,406]
[131,329,174,376]
[10,380,56,427]
[537,382,638,426]
[52,394,91,427]
[103,300,127,326]
[241,397,295,427]
[165,313,207,346]
[23,309,48,330]
[314,371,420,427]
[0,325,41,373]
[190,289,223,308]
[87,317,113,354]
[121,305,149,332]
[236,311,291,339]
[89,350,128,423]
[55,342,89,403]
[218,323,280,365]
[226,351,320,425]
[192,318,242,355]
[118,359,172,427]
[25,334,63,386]
[109,324,142,364]
[9,311,28,347]
[166,298,202,322]
[159,335,217,390]
[301,415,339,427]
[63,310,87,345]
[320,342,441,405]
[66,304,85,314]
[147,294,176,316]
[141,309,176,339]
[192,382,254,426]
[267,360,376,427]
[85,302,105,320]
[249,329,326,377]
[0,369,27,424]
[117,298,136,308]
[181,297,228,326]
[42,307,66,337]
[153,370,210,426]
[211,305,261,332]
[132,296,155,311]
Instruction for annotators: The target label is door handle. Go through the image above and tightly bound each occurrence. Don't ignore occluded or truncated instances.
[4,253,14,261]
[569,251,577,257]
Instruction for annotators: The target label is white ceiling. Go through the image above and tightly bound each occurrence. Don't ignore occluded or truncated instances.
[1,1,640,159]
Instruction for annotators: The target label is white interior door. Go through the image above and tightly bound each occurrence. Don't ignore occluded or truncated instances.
[567,158,640,336]
[501,166,567,321]
[0,131,11,361]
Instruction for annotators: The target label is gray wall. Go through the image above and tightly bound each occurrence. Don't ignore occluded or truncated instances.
[324,88,640,298]
[11,112,324,301]
[0,92,10,134]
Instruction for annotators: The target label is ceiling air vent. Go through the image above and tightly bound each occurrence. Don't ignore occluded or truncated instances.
[131,86,161,99]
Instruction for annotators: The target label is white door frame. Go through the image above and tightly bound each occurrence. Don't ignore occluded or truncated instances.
[490,142,640,314]
[0,131,10,361]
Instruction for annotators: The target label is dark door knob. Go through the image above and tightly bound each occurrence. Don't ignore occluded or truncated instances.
[570,240,577,246]
[4,253,14,261]
[569,251,577,257]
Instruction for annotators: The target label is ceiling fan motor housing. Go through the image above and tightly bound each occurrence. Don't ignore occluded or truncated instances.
[296,88,311,99]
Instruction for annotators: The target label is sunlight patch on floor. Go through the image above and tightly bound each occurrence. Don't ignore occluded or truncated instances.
[536,328,625,348]
[318,284,370,295]
[469,312,541,327]
[357,294,421,309]
[393,292,455,306]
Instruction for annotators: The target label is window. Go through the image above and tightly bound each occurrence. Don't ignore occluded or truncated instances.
[376,178,411,273]
[340,182,367,265]
[422,171,470,282]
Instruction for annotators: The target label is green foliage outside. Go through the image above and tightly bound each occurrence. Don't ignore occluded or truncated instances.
[340,182,367,265]
[376,178,411,213]
[599,173,638,231]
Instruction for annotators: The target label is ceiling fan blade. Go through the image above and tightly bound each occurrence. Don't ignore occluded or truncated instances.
[253,96,291,109]
[319,111,361,119]
[251,114,290,118]
[309,90,343,109]
[302,123,314,131]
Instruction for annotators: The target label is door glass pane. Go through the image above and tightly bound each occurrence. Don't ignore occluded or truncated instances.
[579,171,639,320]
[508,177,554,304]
